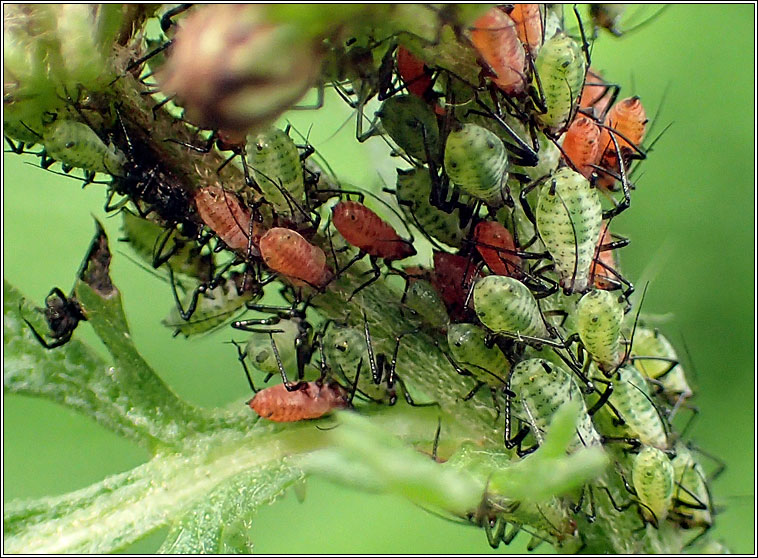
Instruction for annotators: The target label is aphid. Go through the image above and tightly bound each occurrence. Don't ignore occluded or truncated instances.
[535,167,603,293]
[22,288,85,349]
[248,380,350,422]
[447,323,510,406]
[375,94,440,163]
[470,7,527,95]
[246,127,307,219]
[579,68,615,119]
[589,4,627,36]
[193,185,257,254]
[258,227,334,289]
[444,123,510,207]
[403,278,449,331]
[396,46,435,99]
[506,358,602,455]
[670,443,714,529]
[533,32,586,133]
[474,221,522,277]
[631,328,693,404]
[238,318,304,384]
[596,96,648,189]
[631,445,675,526]
[394,167,463,248]
[560,115,600,179]
[575,289,625,372]
[507,4,543,58]
[431,251,480,322]
[42,118,127,176]
[473,275,548,339]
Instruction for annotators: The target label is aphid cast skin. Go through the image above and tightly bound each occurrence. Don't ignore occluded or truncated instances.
[43,119,126,175]
[632,445,675,526]
[561,115,601,179]
[193,186,256,254]
[259,227,333,288]
[470,7,527,95]
[576,289,624,371]
[376,95,440,163]
[473,275,548,338]
[332,201,416,261]
[474,221,522,277]
[536,167,602,293]
[249,380,350,422]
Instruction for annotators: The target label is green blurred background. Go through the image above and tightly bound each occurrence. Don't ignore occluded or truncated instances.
[3,5,754,553]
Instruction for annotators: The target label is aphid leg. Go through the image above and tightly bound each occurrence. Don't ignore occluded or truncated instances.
[230,339,259,393]
[348,255,383,301]
[484,516,508,549]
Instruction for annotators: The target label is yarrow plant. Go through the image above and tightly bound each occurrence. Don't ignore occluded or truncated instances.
[4,5,731,554]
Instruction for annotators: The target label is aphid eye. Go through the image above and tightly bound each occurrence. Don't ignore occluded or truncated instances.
[486,141,495,149]
[455,341,462,347]
[65,141,76,148]
[449,161,457,168]
[336,344,347,352]
[592,316,599,323]
[255,351,269,363]
[561,60,570,68]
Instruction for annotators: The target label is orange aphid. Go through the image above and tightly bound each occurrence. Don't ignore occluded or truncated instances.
[397,46,434,99]
[259,227,333,288]
[597,96,648,188]
[589,223,616,290]
[249,381,350,422]
[193,186,255,253]
[332,201,416,261]
[580,68,614,119]
[562,115,601,179]
[474,221,522,277]
[509,4,543,58]
[431,251,480,323]
[470,7,527,95]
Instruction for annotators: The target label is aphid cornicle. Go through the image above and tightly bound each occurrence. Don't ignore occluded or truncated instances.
[248,380,350,422]
[470,7,527,95]
[536,167,603,294]
[258,227,333,289]
[631,327,693,403]
[473,275,548,339]
[42,119,127,176]
[533,32,586,132]
[576,289,625,372]
[376,94,440,163]
[474,221,522,277]
[444,123,510,208]
[632,445,675,527]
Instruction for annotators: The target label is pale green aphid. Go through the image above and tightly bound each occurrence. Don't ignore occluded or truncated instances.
[632,327,693,403]
[43,119,126,175]
[246,127,305,217]
[243,319,302,378]
[377,94,440,162]
[396,167,463,247]
[533,32,586,131]
[510,358,602,452]
[474,275,548,339]
[444,123,509,207]
[162,278,255,337]
[632,445,675,526]
[404,279,449,331]
[576,289,625,371]
[670,443,713,528]
[536,167,602,293]
[593,364,669,450]
[447,323,509,388]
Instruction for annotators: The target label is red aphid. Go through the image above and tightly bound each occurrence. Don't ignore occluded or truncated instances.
[590,223,616,290]
[259,227,333,288]
[509,4,543,58]
[397,46,434,99]
[562,115,601,179]
[470,7,527,95]
[580,68,614,119]
[332,201,416,261]
[249,380,350,422]
[474,221,522,277]
[431,251,480,323]
[597,96,648,188]
[194,185,256,253]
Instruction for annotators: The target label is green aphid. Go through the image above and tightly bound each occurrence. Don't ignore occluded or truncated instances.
[576,289,625,371]
[447,323,509,388]
[4,109,46,147]
[474,276,548,339]
[631,327,693,403]
[162,277,256,337]
[593,364,669,450]
[536,167,602,293]
[246,127,305,217]
[243,318,303,379]
[509,358,602,453]
[120,210,213,281]
[670,443,713,529]
[444,123,509,207]
[632,445,674,526]
[42,119,126,175]
[404,279,449,331]
[396,167,463,247]
[377,95,440,162]
[533,32,586,132]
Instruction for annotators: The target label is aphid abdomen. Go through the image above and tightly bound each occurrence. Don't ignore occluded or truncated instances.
[404,279,449,330]
[670,444,713,528]
[396,168,463,247]
[536,168,602,293]
[597,96,648,188]
[632,446,675,526]
[473,275,547,338]
[509,4,543,58]
[43,119,126,175]
[561,115,601,179]
[632,328,693,401]
[332,201,415,261]
[396,46,433,98]
[470,7,527,95]
[259,227,333,288]
[534,33,586,131]
[576,290,624,370]
[444,123,509,207]
[474,221,522,277]
[194,186,255,253]
[247,128,306,217]
[377,95,440,162]
[249,381,349,422]
[447,323,509,387]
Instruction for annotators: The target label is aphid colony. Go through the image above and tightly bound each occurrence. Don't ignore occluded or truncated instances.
[8,4,712,552]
